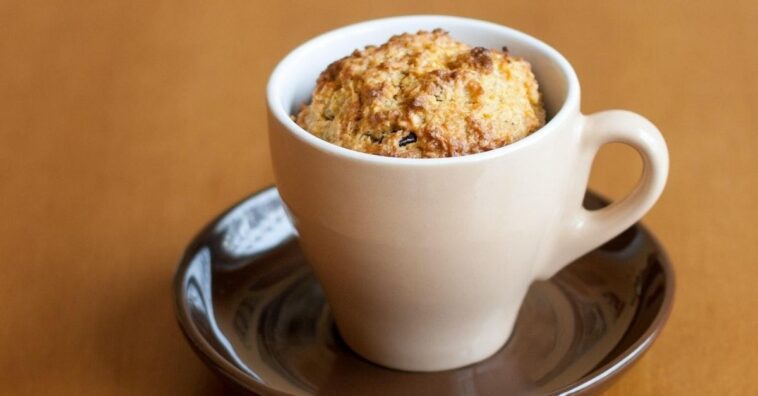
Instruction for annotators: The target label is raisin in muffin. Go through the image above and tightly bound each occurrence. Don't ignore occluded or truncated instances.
[294,29,546,158]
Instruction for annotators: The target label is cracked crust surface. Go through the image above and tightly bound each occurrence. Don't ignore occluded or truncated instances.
[294,29,546,158]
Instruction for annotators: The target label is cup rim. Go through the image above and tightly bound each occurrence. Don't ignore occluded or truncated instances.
[267,15,580,165]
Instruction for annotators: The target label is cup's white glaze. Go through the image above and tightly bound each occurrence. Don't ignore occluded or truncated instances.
[266,15,669,372]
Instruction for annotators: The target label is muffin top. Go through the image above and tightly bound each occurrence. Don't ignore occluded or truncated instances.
[294,29,546,158]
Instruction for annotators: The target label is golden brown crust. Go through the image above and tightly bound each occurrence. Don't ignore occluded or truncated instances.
[295,29,546,158]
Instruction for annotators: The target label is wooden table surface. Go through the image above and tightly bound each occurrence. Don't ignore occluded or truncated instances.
[1,1,756,395]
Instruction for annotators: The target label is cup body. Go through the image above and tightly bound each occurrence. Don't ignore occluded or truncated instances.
[268,16,591,371]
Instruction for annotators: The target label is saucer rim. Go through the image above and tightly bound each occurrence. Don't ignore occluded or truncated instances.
[173,185,675,396]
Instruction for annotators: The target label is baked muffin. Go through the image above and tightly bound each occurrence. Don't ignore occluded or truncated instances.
[294,29,546,158]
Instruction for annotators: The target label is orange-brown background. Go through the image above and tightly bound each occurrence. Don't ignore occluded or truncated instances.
[1,1,756,395]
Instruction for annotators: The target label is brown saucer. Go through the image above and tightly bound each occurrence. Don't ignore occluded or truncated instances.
[174,186,674,395]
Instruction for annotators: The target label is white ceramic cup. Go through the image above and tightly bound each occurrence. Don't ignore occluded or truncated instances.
[267,15,668,372]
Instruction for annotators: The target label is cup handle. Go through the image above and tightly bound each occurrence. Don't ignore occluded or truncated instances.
[537,110,669,279]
